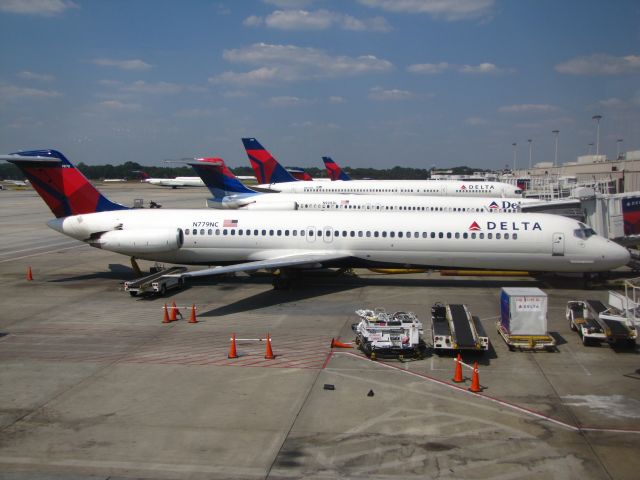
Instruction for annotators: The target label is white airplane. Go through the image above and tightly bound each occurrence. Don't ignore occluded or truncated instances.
[242,138,523,198]
[1,150,629,290]
[190,158,541,213]
[1,179,28,187]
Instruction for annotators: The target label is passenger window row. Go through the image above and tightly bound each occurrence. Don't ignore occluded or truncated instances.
[184,228,518,240]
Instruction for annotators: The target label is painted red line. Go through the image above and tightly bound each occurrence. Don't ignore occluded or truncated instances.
[333,352,640,435]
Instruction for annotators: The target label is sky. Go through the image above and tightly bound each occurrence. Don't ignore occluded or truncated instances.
[0,0,639,171]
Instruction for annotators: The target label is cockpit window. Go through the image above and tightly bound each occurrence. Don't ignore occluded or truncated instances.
[574,226,596,239]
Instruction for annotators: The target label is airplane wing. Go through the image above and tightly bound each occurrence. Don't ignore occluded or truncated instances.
[179,251,351,278]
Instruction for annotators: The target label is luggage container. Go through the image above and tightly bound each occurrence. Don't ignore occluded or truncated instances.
[498,287,556,351]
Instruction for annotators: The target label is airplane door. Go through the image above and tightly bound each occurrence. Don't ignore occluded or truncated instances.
[306,226,316,243]
[552,232,565,256]
[323,226,333,243]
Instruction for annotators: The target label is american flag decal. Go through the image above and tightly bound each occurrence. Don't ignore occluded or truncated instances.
[341,199,349,205]
[223,219,238,227]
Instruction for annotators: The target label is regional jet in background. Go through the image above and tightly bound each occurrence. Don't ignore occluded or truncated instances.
[242,137,523,198]
[189,158,540,213]
[2,150,628,289]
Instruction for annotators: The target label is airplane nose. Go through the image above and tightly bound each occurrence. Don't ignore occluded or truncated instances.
[604,241,630,269]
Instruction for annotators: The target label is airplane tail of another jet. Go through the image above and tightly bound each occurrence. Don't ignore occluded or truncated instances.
[241,138,298,184]
[189,158,258,204]
[1,150,129,218]
[322,156,351,181]
[287,167,313,181]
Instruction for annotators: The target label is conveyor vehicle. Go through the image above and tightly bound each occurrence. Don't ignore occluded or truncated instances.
[431,302,489,353]
[124,266,187,297]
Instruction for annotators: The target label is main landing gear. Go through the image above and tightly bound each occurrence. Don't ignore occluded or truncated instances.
[272,268,300,290]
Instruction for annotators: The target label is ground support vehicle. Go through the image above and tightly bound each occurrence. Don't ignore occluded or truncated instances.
[124,266,187,297]
[566,300,611,346]
[354,308,426,359]
[431,303,489,353]
[598,297,637,348]
[498,287,556,351]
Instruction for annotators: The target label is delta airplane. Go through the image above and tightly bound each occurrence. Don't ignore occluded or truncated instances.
[242,138,523,198]
[1,150,629,289]
[190,158,541,213]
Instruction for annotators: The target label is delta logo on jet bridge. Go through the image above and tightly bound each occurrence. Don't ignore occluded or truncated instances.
[469,221,543,231]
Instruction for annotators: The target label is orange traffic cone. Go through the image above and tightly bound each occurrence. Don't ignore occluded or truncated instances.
[170,300,177,321]
[228,333,238,359]
[26,266,33,281]
[469,362,481,393]
[452,353,463,383]
[188,304,198,323]
[162,303,170,324]
[264,333,275,360]
[330,338,353,348]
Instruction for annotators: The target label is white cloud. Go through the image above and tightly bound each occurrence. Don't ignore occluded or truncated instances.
[248,9,391,32]
[18,71,55,82]
[242,15,263,26]
[407,62,450,74]
[174,108,217,118]
[465,117,489,126]
[598,98,625,109]
[498,104,558,113]
[358,0,494,21]
[0,83,61,100]
[369,86,414,101]
[266,95,311,107]
[328,96,346,104]
[459,62,512,74]
[211,43,393,86]
[92,58,152,71]
[0,0,77,16]
[408,61,513,75]
[556,54,640,75]
[99,100,141,111]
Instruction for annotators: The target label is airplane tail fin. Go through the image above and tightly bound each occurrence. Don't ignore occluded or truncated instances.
[241,138,298,184]
[189,158,258,204]
[1,150,129,218]
[322,156,351,181]
[287,166,313,181]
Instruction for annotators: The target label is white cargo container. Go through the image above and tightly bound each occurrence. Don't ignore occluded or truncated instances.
[498,287,556,350]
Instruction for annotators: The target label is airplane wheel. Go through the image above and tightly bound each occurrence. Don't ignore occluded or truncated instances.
[129,291,138,297]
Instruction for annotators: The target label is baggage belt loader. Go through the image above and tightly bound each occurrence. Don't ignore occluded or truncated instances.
[566,300,613,346]
[354,308,426,359]
[124,266,187,297]
[431,302,489,353]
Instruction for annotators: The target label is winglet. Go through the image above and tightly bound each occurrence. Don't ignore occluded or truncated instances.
[322,156,351,181]
[241,138,298,184]
[2,150,128,218]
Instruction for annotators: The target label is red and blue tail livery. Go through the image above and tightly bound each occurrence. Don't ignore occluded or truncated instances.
[3,150,128,218]
[241,138,297,184]
[322,156,351,181]
[189,158,257,202]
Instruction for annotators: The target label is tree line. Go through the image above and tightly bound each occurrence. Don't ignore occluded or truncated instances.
[0,161,483,181]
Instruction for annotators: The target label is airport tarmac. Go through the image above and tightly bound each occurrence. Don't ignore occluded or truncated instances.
[0,184,639,480]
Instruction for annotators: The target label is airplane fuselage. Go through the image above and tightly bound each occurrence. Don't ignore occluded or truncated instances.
[48,209,628,273]
[256,179,522,197]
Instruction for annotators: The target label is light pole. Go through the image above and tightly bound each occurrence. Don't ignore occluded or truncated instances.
[588,143,594,155]
[592,114,602,155]
[512,142,517,171]
[552,130,559,167]
[616,138,623,159]
[527,139,532,169]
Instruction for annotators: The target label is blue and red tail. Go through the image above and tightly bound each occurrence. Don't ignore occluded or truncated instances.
[241,138,298,184]
[322,156,351,181]
[189,158,258,203]
[287,166,313,181]
[2,150,128,218]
